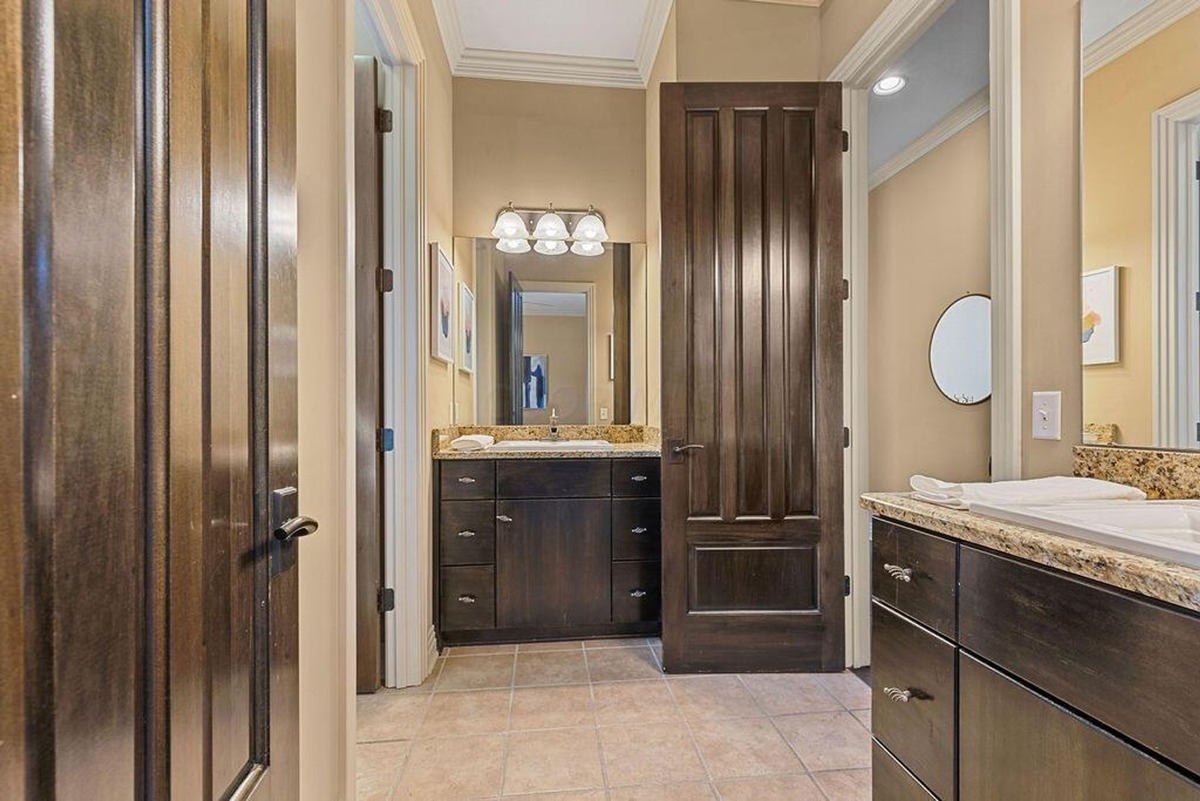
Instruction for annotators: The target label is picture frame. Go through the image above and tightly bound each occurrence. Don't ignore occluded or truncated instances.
[431,243,454,364]
[458,282,476,374]
[1082,266,1120,366]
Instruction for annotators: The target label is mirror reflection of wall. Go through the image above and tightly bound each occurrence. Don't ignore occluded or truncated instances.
[1081,1,1200,449]
[930,294,992,406]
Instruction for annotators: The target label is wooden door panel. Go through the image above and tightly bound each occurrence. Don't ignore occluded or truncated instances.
[688,546,818,612]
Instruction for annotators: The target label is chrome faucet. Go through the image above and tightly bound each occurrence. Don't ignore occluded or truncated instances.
[545,408,561,441]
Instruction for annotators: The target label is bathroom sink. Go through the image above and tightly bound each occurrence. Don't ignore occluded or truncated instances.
[972,500,1200,568]
[487,439,616,452]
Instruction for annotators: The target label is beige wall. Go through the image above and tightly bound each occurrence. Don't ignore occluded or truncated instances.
[453,78,647,243]
[522,315,590,424]
[453,236,477,424]
[645,6,676,430]
[819,0,892,78]
[675,0,820,81]
[869,118,992,490]
[1082,11,1200,445]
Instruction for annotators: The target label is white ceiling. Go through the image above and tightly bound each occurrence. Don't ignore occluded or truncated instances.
[1082,0,1156,46]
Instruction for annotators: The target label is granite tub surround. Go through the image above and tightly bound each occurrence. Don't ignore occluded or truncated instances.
[1075,445,1200,500]
[860,492,1200,613]
[432,425,662,460]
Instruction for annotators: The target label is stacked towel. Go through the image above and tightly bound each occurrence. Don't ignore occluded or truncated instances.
[450,434,495,452]
[909,475,1146,510]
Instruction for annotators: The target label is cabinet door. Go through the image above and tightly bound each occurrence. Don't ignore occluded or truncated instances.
[496,499,612,627]
[959,653,1200,800]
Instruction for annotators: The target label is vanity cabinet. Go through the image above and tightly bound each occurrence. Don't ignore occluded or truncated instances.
[434,457,662,646]
[871,516,1200,801]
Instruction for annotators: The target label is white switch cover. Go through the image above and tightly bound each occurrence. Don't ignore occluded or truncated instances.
[1032,391,1062,440]
[600,406,609,420]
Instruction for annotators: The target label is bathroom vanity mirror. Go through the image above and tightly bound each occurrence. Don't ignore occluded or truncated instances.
[1080,1,1200,448]
[930,294,991,405]
[451,238,649,425]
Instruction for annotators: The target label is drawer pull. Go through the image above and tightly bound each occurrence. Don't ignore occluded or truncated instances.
[884,563,913,582]
[629,588,648,598]
[456,476,477,484]
[883,686,912,703]
[496,514,513,523]
[456,594,478,605]
[630,475,649,482]
[456,530,477,538]
[631,526,649,535]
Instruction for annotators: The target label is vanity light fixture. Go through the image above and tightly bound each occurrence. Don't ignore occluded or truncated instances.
[534,239,569,256]
[572,207,609,243]
[491,203,530,239]
[532,206,569,241]
[492,203,609,256]
[570,240,605,257]
[496,237,531,254]
[872,75,907,96]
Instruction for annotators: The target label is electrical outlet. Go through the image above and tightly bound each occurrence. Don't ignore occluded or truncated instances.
[600,406,609,420]
[1032,391,1062,441]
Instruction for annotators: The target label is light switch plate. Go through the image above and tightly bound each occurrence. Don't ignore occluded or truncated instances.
[1032,391,1062,440]
[600,406,609,420]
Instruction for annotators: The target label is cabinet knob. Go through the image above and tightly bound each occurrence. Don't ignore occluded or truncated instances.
[884,563,913,583]
[630,526,649,535]
[457,594,477,605]
[496,514,513,523]
[457,476,477,484]
[456,530,476,538]
[883,686,912,703]
[629,588,648,598]
[630,475,648,482]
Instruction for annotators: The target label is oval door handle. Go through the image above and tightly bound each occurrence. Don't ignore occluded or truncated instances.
[496,515,513,523]
[630,475,648,482]
[456,530,477,538]
[457,594,477,604]
[884,563,913,583]
[629,589,648,598]
[274,515,319,542]
[631,526,649,535]
[672,443,705,455]
[883,686,912,703]
[457,476,477,484]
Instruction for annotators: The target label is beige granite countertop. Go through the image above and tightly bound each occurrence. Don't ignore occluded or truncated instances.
[861,492,1200,614]
[432,425,661,460]
[434,441,662,460]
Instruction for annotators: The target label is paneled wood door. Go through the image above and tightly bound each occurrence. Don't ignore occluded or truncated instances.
[660,83,844,673]
[2,0,305,796]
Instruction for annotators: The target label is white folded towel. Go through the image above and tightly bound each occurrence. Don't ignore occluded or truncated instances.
[450,434,495,452]
[909,475,1146,510]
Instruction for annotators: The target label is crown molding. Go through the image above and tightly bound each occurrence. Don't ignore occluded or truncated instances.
[635,0,675,85]
[735,0,823,6]
[1084,0,1200,76]
[870,89,989,189]
[827,0,956,84]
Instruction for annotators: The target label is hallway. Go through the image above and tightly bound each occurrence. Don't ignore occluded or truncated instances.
[356,639,872,800]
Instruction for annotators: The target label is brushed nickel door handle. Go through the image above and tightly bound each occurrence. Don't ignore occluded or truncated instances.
[672,443,705,455]
[884,563,913,582]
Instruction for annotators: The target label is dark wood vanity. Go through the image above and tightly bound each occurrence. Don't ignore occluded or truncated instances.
[434,456,662,645]
[871,515,1200,800]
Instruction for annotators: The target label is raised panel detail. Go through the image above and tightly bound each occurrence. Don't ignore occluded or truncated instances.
[688,546,816,612]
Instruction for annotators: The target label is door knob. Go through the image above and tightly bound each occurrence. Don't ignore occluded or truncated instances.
[672,443,705,454]
[667,438,705,463]
[274,515,319,542]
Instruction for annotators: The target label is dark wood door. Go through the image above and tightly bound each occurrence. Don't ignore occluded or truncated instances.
[354,56,386,694]
[2,0,303,797]
[660,82,844,673]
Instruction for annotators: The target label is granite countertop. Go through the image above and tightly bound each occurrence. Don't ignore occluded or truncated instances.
[432,424,662,461]
[861,492,1200,614]
[434,441,662,460]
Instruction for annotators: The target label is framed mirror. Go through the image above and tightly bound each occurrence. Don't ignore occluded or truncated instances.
[929,294,991,405]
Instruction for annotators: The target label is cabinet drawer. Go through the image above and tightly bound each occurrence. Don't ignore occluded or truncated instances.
[960,546,1200,779]
[496,459,610,498]
[611,561,661,623]
[873,741,936,801]
[439,501,496,566]
[440,461,496,500]
[872,519,957,637]
[439,566,495,631]
[612,458,661,497]
[872,601,956,800]
[612,499,661,561]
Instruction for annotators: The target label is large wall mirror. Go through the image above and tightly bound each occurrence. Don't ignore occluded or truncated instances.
[452,238,649,426]
[1080,1,1200,448]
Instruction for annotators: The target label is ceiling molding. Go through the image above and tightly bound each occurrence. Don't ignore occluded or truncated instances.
[827,0,957,85]
[432,0,673,89]
[1084,0,1200,76]
[735,0,823,6]
[870,89,989,189]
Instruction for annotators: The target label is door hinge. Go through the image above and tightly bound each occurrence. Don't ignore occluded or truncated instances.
[1194,290,1199,312]
[843,427,851,448]
[376,107,394,133]
[1195,421,1200,443]
[842,130,850,153]
[842,278,850,300]
[843,575,851,596]
[376,427,395,453]
[1195,159,1199,181]
[378,267,394,293]
[378,587,395,613]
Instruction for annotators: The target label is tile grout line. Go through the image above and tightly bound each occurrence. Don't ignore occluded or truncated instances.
[494,651,519,799]
[661,660,719,794]
[582,645,614,796]
[385,657,446,800]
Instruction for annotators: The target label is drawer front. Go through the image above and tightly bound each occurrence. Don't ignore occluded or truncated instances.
[440,460,496,500]
[611,458,661,497]
[872,519,957,637]
[960,546,1200,778]
[611,561,662,623]
[612,498,662,561]
[873,741,936,801]
[496,459,611,498]
[439,501,496,566]
[872,601,956,800]
[440,566,495,631]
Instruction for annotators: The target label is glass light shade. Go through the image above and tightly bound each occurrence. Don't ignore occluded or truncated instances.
[491,210,529,240]
[496,237,531,254]
[532,211,569,241]
[570,240,605,257]
[572,213,608,242]
[534,239,568,256]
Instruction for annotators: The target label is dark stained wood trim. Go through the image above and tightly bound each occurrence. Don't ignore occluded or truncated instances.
[441,623,662,647]
[613,243,631,424]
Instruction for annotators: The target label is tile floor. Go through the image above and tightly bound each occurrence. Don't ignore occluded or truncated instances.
[357,638,872,800]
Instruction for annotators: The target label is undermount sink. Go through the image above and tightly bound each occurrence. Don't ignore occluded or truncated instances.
[487,439,615,452]
[973,500,1200,568]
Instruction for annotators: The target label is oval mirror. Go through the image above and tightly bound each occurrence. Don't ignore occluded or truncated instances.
[929,294,991,405]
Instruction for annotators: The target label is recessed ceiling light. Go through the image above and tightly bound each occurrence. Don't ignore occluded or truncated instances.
[873,75,907,96]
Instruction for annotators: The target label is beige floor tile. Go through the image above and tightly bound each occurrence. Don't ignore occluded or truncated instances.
[446,643,517,657]
[818,672,872,710]
[592,680,680,727]
[394,734,506,800]
[514,650,591,687]
[852,707,871,731]
[518,639,586,653]
[435,654,516,692]
[607,782,717,800]
[357,691,430,743]
[586,646,663,682]
[501,792,605,800]
[583,637,650,649]
[650,645,663,669]
[774,711,872,772]
[713,774,825,801]
[356,741,410,800]
[812,768,872,801]
[417,689,512,738]
[688,717,804,779]
[598,722,708,787]
[739,673,842,716]
[502,727,605,795]
[666,676,761,723]
[509,685,595,730]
